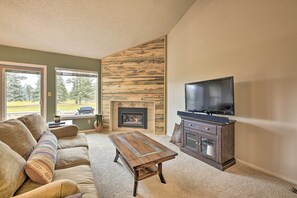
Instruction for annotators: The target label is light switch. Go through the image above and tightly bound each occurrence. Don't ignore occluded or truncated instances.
[48,92,52,97]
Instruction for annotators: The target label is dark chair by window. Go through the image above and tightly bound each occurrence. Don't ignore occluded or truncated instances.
[77,106,94,115]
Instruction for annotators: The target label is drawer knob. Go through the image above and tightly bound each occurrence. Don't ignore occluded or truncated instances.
[189,124,192,126]
[205,127,210,130]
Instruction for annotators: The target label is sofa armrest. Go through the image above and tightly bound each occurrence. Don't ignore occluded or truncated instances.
[13,179,80,198]
[50,125,79,138]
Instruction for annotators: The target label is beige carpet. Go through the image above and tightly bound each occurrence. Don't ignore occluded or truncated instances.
[86,132,296,198]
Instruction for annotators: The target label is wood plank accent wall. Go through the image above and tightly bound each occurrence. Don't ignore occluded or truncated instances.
[101,37,166,135]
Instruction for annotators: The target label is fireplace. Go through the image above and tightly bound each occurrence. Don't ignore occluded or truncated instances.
[118,107,148,129]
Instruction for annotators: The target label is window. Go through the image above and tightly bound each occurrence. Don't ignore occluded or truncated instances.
[56,68,98,117]
[0,62,46,121]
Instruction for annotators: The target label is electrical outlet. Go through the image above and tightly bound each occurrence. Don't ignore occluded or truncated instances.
[88,120,91,124]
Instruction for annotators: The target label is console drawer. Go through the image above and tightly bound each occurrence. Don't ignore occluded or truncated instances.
[184,120,217,135]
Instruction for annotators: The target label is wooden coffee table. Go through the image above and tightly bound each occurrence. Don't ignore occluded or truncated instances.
[109,131,178,197]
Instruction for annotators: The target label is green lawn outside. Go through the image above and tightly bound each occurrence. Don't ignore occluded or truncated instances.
[57,100,96,111]
[7,100,96,113]
[7,101,40,113]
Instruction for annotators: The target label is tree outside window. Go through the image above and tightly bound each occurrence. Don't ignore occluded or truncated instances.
[56,69,98,117]
[4,70,42,119]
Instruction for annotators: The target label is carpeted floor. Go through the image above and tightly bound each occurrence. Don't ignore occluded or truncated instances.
[87,132,296,198]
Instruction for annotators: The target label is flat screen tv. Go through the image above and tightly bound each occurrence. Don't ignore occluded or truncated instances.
[185,76,235,115]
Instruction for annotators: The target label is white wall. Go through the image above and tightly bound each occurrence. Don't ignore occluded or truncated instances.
[167,0,297,183]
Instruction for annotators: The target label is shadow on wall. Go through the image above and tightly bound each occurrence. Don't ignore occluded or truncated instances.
[235,122,280,170]
[235,120,297,177]
[234,76,297,123]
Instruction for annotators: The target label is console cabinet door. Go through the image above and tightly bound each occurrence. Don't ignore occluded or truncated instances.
[184,129,199,152]
[199,134,217,161]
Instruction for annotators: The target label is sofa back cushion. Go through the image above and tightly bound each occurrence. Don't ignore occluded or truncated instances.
[0,141,27,197]
[25,131,58,184]
[0,119,37,160]
[18,113,50,141]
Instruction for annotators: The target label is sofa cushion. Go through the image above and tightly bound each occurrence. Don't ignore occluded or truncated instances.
[0,141,27,198]
[65,193,82,198]
[57,133,88,149]
[16,165,98,198]
[25,131,57,184]
[56,147,90,169]
[14,179,80,198]
[0,119,37,160]
[18,113,50,141]
[14,178,41,196]
[54,165,99,198]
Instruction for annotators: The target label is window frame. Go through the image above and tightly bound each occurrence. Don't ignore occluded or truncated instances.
[0,61,47,121]
[55,67,98,119]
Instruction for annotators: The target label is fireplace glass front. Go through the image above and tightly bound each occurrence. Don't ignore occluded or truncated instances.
[118,107,148,129]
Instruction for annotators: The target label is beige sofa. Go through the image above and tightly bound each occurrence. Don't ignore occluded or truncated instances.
[0,114,99,198]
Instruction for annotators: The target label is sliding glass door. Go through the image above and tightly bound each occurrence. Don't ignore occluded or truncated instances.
[0,64,46,121]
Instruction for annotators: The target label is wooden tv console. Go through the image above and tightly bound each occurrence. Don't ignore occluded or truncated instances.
[178,111,236,170]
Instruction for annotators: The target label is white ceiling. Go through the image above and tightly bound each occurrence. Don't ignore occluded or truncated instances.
[0,0,196,59]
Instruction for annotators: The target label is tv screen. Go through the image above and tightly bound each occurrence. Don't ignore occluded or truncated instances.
[185,76,235,115]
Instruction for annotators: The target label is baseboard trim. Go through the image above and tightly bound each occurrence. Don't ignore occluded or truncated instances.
[236,159,297,185]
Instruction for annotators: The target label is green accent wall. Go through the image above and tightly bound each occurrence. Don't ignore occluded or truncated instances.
[0,45,101,130]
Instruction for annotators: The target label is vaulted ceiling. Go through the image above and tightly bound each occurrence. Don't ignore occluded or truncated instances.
[0,0,196,59]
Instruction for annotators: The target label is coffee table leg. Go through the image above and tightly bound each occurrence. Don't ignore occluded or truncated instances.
[158,163,166,184]
[114,149,119,162]
[133,168,139,197]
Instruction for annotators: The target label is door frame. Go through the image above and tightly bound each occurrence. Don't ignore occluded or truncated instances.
[0,61,47,121]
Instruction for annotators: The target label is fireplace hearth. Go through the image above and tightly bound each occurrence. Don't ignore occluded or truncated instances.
[118,107,148,129]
